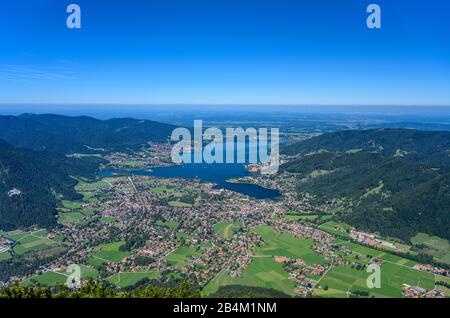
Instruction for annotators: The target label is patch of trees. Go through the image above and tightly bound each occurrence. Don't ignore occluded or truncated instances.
[350,290,370,297]
[436,281,450,288]
[209,285,291,298]
[134,256,155,266]
[0,251,65,282]
[121,230,150,251]
[0,281,199,298]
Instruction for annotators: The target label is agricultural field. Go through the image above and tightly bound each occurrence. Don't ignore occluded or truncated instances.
[21,271,67,287]
[0,251,11,261]
[151,185,172,194]
[166,246,202,268]
[285,215,318,221]
[315,239,437,298]
[86,241,131,267]
[319,215,334,222]
[100,216,118,223]
[74,177,117,199]
[156,220,180,230]
[21,265,99,287]
[316,262,435,298]
[411,233,450,265]
[57,178,117,224]
[3,229,33,241]
[252,226,326,265]
[107,271,160,288]
[168,201,192,208]
[3,229,63,255]
[203,257,296,296]
[319,221,351,239]
[436,275,450,297]
[108,161,149,168]
[213,222,242,240]
[58,211,86,224]
[342,242,417,267]
[203,226,326,296]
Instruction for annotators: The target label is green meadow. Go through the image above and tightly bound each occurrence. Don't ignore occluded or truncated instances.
[203,257,296,296]
[0,251,11,261]
[57,178,116,224]
[316,239,436,298]
[109,161,148,168]
[342,242,417,267]
[203,226,326,296]
[58,198,92,225]
[318,221,351,239]
[316,262,435,298]
[4,229,62,255]
[156,220,180,230]
[100,215,118,223]
[166,246,201,268]
[107,271,160,288]
[86,241,131,267]
[151,185,172,194]
[253,226,326,265]
[168,201,192,208]
[21,265,99,287]
[213,222,242,240]
[285,215,319,221]
[411,233,450,265]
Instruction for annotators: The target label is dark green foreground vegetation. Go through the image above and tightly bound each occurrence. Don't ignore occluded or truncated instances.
[0,281,199,298]
[209,285,291,298]
[0,282,289,299]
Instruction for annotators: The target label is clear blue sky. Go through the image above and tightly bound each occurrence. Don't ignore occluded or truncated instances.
[1,0,449,105]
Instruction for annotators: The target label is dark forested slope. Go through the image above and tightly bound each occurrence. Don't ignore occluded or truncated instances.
[283,128,450,167]
[0,114,177,154]
[282,129,450,240]
[0,140,101,230]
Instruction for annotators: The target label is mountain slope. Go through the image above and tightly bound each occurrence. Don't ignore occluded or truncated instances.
[0,114,177,154]
[283,128,450,167]
[281,129,450,241]
[0,140,101,230]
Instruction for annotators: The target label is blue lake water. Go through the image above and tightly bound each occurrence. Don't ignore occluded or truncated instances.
[99,141,281,200]
[99,163,281,200]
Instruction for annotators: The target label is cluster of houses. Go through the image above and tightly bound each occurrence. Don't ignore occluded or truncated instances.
[105,142,174,169]
[413,263,449,276]
[402,284,445,298]
[350,230,403,253]
[0,237,13,254]
[7,188,22,197]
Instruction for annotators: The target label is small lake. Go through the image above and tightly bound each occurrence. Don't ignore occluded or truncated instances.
[99,142,281,200]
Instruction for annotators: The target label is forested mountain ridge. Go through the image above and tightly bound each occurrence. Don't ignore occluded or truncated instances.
[0,139,102,230]
[0,114,177,154]
[282,128,450,167]
[281,129,450,241]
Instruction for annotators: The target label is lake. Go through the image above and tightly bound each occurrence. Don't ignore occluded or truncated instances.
[99,141,281,200]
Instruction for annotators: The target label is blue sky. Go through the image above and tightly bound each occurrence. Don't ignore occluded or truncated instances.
[0,0,449,105]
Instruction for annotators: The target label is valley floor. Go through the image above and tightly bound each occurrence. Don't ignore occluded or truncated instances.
[1,149,449,298]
